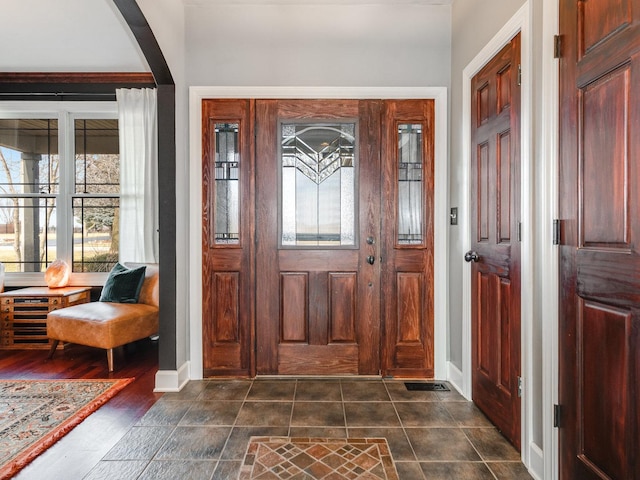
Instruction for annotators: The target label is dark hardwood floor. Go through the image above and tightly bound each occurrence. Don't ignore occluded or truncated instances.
[0,339,161,480]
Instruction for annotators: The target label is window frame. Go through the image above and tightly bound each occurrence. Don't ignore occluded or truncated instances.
[0,101,118,287]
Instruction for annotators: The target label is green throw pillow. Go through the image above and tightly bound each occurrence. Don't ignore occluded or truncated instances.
[99,263,147,303]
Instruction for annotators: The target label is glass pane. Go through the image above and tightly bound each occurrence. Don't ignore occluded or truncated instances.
[0,119,59,272]
[72,197,119,272]
[75,119,120,194]
[281,123,356,247]
[398,123,424,245]
[0,119,59,194]
[0,198,56,272]
[214,123,240,244]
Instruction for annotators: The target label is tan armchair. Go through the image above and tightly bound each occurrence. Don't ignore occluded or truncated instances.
[47,263,159,371]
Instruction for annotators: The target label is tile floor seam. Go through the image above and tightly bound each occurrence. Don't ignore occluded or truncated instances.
[340,379,349,438]
[286,379,298,437]
[460,426,501,480]
[389,396,421,460]
[215,380,251,474]
[438,398,459,427]
[147,424,179,465]
[385,381,426,480]
[133,458,184,480]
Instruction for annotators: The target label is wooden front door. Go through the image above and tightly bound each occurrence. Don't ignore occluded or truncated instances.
[559,0,640,478]
[468,34,521,450]
[202,98,434,377]
[255,99,381,375]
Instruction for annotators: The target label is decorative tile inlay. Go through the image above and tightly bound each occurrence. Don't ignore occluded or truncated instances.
[239,437,399,480]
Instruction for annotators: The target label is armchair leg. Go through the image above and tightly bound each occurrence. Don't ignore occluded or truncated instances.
[107,348,114,372]
[48,340,60,360]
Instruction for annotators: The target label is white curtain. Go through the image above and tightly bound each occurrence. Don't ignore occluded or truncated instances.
[116,88,159,263]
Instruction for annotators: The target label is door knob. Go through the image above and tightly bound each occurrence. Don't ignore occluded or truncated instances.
[366,255,375,265]
[464,251,480,263]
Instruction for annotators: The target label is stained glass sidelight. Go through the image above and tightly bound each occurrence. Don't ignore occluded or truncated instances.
[397,124,424,245]
[214,123,240,244]
[281,123,356,247]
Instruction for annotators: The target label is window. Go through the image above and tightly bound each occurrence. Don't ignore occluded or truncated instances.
[280,122,356,247]
[0,103,119,285]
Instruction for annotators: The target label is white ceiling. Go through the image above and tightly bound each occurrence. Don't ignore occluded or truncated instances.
[0,0,148,72]
[0,0,452,76]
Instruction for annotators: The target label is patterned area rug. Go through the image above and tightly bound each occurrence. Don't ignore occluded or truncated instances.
[239,436,399,479]
[0,378,133,480]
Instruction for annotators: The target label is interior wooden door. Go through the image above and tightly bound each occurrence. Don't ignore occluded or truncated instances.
[255,100,382,375]
[559,0,640,478]
[468,34,521,450]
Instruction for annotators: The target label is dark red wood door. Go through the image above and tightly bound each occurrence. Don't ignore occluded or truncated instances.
[255,100,382,375]
[469,34,521,450]
[559,0,640,478]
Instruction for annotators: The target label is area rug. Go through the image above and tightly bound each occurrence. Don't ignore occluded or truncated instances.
[0,378,133,480]
[239,436,399,480]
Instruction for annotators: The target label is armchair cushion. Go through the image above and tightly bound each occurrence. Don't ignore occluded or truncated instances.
[99,263,146,303]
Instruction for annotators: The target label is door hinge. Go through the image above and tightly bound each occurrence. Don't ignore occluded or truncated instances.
[553,219,560,245]
[554,35,562,58]
[554,404,562,428]
[517,222,522,242]
[517,376,523,397]
[517,64,522,86]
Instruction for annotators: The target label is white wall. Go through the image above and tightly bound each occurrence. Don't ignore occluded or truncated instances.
[185,3,451,87]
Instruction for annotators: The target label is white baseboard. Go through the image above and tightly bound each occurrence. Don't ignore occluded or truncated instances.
[446,361,469,399]
[154,361,190,392]
[528,442,544,480]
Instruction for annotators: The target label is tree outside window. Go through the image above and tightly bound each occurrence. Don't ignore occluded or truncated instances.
[0,115,119,275]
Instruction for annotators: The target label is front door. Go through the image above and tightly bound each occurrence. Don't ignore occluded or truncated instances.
[202,98,435,377]
[468,34,522,450]
[255,100,381,375]
[559,0,640,478]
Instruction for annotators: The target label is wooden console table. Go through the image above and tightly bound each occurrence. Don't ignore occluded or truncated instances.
[0,286,91,349]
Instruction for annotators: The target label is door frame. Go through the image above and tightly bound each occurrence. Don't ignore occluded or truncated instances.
[459,2,540,471]
[541,0,560,479]
[188,86,448,381]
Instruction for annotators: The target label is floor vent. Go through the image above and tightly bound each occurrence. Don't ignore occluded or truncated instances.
[404,382,450,392]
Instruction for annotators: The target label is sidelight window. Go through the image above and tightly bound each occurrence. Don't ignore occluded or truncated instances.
[397,123,424,245]
[213,122,240,245]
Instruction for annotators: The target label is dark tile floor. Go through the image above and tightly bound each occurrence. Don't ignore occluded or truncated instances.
[84,378,533,480]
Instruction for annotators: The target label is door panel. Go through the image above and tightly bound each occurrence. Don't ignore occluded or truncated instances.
[381,100,435,378]
[560,0,640,477]
[255,99,381,375]
[470,34,521,450]
[202,99,255,377]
